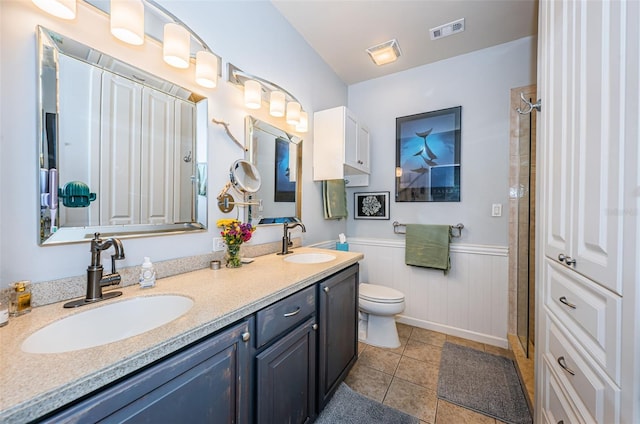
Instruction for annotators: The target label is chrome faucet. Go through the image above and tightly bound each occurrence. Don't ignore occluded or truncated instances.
[64,233,125,308]
[278,221,306,255]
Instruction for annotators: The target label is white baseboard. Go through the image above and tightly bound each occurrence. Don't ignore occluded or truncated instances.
[396,315,509,349]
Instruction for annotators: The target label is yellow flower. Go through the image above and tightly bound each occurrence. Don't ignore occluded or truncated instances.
[217,218,238,227]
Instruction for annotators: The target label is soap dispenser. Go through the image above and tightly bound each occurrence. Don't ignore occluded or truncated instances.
[139,257,156,288]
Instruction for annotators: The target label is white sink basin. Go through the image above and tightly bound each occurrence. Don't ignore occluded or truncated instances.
[21,295,194,354]
[284,253,337,264]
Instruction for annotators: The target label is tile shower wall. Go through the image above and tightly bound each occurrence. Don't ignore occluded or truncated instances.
[350,238,509,348]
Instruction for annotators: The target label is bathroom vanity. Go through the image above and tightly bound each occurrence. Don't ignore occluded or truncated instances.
[0,248,362,423]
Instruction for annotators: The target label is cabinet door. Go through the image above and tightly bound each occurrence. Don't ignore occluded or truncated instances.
[256,317,317,424]
[344,109,359,170]
[540,0,625,293]
[100,73,142,226]
[317,264,359,409]
[140,88,176,225]
[42,319,253,424]
[357,124,370,173]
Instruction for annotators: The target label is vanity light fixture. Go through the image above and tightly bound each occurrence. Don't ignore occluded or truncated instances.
[366,38,402,66]
[286,101,301,125]
[244,80,262,110]
[228,63,308,133]
[270,91,286,117]
[110,0,145,45]
[163,23,190,69]
[36,0,223,89]
[32,0,76,19]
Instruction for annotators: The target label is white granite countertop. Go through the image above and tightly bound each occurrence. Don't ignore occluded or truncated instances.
[0,247,363,423]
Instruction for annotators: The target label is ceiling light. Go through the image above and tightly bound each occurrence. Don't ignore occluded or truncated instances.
[110,0,145,46]
[163,23,190,69]
[32,0,76,20]
[244,80,262,109]
[270,91,286,117]
[366,39,401,66]
[195,50,218,88]
[286,101,301,125]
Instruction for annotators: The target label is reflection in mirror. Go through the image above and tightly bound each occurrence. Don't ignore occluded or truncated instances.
[37,27,208,245]
[216,160,262,213]
[245,117,302,226]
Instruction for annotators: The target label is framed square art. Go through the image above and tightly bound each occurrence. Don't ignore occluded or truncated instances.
[354,191,390,220]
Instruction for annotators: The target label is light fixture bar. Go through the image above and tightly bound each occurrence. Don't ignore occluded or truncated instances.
[83,0,222,77]
[227,63,303,115]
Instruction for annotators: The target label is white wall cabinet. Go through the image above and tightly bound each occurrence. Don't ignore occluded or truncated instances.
[536,1,639,423]
[313,106,370,186]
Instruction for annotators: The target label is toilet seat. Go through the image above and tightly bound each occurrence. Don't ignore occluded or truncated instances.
[359,284,404,304]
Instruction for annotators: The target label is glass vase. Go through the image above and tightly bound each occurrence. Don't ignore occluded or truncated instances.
[225,243,242,268]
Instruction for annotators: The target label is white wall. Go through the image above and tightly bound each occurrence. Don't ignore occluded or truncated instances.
[346,37,536,344]
[0,0,347,287]
[346,36,537,246]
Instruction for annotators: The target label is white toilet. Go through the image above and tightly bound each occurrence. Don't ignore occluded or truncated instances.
[358,283,406,348]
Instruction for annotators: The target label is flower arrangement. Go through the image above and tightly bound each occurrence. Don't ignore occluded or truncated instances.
[216,219,255,267]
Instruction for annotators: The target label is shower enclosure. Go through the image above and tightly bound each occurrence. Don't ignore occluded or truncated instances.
[510,85,537,357]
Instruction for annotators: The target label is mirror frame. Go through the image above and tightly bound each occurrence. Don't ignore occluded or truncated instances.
[245,116,302,225]
[37,26,208,245]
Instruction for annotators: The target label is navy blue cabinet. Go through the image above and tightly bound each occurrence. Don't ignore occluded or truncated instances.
[317,264,359,409]
[40,318,253,424]
[255,317,317,424]
[37,264,359,423]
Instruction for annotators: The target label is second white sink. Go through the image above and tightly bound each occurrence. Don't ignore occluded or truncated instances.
[284,253,337,264]
[21,295,194,354]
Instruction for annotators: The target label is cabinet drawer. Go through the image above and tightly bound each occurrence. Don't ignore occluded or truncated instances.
[541,358,584,424]
[256,285,316,349]
[543,259,621,383]
[543,316,620,423]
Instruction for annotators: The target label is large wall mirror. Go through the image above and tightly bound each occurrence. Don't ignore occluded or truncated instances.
[37,27,208,245]
[245,117,302,226]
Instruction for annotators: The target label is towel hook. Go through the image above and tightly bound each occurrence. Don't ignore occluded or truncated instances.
[516,92,542,115]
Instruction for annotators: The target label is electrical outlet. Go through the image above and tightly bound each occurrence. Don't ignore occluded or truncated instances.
[213,237,226,252]
[492,203,503,217]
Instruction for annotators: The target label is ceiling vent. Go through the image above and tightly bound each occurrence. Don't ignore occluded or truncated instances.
[430,18,465,40]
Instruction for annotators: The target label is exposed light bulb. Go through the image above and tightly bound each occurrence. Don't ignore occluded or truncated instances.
[195,51,218,88]
[163,23,190,69]
[110,0,145,46]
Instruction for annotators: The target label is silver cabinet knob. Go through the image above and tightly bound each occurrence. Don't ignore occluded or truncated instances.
[312,323,318,331]
[564,257,576,266]
[241,332,250,342]
[558,253,566,262]
[323,286,329,293]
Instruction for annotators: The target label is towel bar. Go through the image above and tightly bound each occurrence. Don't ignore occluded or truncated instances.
[392,221,464,238]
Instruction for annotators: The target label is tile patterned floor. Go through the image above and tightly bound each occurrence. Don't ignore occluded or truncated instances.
[345,323,516,424]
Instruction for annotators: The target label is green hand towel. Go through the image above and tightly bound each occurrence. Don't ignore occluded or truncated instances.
[323,179,348,220]
[405,224,451,273]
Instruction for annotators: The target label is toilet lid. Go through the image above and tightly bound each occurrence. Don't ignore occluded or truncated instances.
[359,284,404,303]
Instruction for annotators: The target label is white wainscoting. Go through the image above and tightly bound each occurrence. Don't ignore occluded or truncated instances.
[345,238,509,348]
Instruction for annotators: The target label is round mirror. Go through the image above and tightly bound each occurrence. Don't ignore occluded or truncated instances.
[230,159,261,193]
